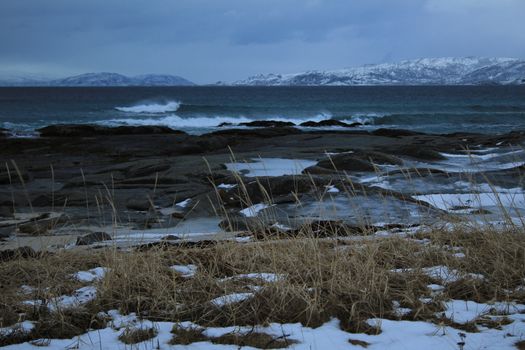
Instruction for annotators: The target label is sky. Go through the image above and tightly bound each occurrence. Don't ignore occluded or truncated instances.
[0,0,524,84]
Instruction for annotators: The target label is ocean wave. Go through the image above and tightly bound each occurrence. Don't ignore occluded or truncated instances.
[101,115,253,128]
[101,113,333,129]
[115,101,181,114]
[340,113,383,125]
[346,112,525,126]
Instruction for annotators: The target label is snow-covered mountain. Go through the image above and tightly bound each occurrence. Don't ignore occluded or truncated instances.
[131,74,194,86]
[0,72,195,86]
[234,57,525,86]
[0,71,56,86]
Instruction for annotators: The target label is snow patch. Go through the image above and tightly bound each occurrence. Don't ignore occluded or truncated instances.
[225,158,317,177]
[240,203,273,217]
[170,264,198,278]
[72,267,108,283]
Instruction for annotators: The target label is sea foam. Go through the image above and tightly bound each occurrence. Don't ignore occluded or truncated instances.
[101,113,335,130]
[102,115,254,128]
[115,101,181,114]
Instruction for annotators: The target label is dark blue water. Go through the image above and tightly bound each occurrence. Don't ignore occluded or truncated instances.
[1,86,524,135]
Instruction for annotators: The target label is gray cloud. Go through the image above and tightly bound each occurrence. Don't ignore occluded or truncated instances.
[0,0,523,83]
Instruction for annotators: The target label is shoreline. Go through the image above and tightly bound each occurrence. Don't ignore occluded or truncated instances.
[1,124,525,349]
[1,124,524,251]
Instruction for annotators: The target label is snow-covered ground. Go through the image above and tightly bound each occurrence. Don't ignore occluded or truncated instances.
[225,158,317,177]
[3,306,525,349]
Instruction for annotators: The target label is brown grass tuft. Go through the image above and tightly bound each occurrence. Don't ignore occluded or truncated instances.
[118,326,158,344]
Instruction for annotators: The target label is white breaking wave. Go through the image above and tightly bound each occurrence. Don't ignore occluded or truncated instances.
[115,101,181,114]
[102,115,254,128]
[341,113,383,125]
[101,113,334,129]
[267,112,332,125]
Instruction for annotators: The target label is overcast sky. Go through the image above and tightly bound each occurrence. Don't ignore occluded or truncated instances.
[1,0,524,83]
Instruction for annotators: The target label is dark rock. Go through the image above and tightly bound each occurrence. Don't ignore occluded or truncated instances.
[38,124,185,137]
[76,231,112,245]
[218,122,233,127]
[211,127,302,138]
[126,163,171,177]
[470,209,492,215]
[395,146,446,160]
[0,127,8,137]
[302,166,338,175]
[0,225,16,239]
[299,119,360,128]
[110,126,185,135]
[240,120,296,128]
[295,220,376,237]
[161,235,181,241]
[0,246,37,262]
[223,175,331,205]
[317,154,375,172]
[170,211,186,219]
[126,198,153,211]
[371,129,421,137]
[351,150,404,166]
[219,217,263,232]
[0,205,13,218]
[196,135,230,151]
[18,214,63,235]
[31,194,75,207]
[386,168,449,176]
[0,170,30,185]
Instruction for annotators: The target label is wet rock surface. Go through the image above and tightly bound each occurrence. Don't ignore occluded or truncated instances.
[1,124,524,249]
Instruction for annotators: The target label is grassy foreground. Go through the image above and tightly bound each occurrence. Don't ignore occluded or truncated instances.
[1,225,525,347]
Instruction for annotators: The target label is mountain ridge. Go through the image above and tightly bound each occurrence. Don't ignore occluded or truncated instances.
[0,72,195,86]
[233,57,525,86]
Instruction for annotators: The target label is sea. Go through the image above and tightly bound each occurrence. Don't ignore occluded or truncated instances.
[0,85,524,136]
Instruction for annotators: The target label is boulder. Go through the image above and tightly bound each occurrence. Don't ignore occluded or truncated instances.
[0,205,13,218]
[211,127,302,139]
[219,217,263,232]
[351,150,404,166]
[38,124,185,137]
[226,175,331,205]
[0,171,30,185]
[317,154,375,172]
[300,119,361,128]
[0,225,15,239]
[371,128,421,137]
[18,214,63,235]
[126,198,153,211]
[76,232,112,245]
[161,234,181,241]
[126,162,171,177]
[302,166,338,175]
[240,120,296,128]
[395,146,446,161]
[196,135,230,151]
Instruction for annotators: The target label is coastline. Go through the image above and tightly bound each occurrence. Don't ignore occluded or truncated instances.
[1,124,525,348]
[1,124,524,250]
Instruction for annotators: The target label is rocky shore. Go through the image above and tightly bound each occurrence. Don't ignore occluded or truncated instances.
[1,123,524,251]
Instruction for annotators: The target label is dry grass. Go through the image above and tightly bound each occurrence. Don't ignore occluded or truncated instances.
[516,340,525,350]
[1,225,523,347]
[2,151,525,346]
[118,326,158,344]
[170,324,296,348]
